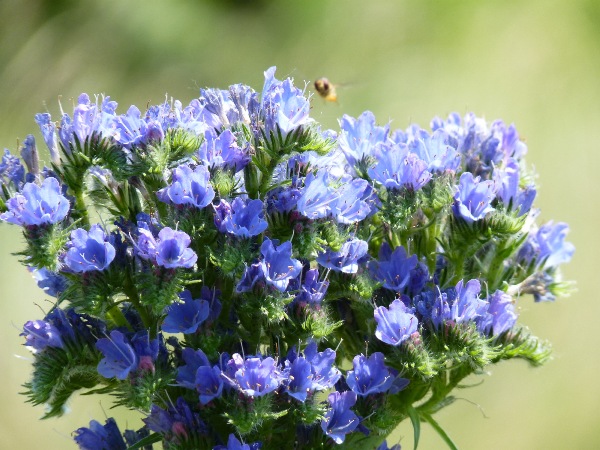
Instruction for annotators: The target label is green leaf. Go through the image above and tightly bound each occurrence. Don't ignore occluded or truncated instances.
[126,432,162,450]
[421,412,459,450]
[407,404,421,450]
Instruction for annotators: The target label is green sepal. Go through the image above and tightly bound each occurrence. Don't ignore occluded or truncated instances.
[493,326,552,366]
[22,345,102,419]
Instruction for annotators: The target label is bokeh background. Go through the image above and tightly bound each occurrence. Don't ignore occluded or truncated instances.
[0,0,596,448]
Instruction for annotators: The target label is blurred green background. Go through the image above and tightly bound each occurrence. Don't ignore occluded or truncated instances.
[0,0,596,448]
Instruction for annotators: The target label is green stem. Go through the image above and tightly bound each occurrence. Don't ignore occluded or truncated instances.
[123,271,153,332]
[420,412,459,450]
[74,188,90,228]
[106,304,131,329]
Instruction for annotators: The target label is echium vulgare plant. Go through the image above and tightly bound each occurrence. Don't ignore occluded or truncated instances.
[1,66,574,450]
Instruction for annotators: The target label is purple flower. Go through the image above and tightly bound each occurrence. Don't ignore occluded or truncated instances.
[478,290,517,335]
[316,238,369,274]
[219,197,268,237]
[321,391,360,444]
[96,330,137,380]
[374,299,419,345]
[214,434,263,450]
[223,354,282,397]
[369,143,432,191]
[64,225,116,273]
[431,279,488,328]
[157,165,215,209]
[21,320,64,352]
[1,177,70,226]
[338,111,389,168]
[136,227,197,269]
[346,352,396,396]
[199,128,250,172]
[259,238,302,292]
[452,172,496,223]
[294,269,329,306]
[74,418,127,450]
[493,159,536,216]
[368,243,419,292]
[162,290,210,334]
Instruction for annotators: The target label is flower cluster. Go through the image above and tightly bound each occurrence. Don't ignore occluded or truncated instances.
[1,68,574,449]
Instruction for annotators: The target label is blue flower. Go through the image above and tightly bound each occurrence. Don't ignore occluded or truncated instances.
[281,356,313,402]
[196,364,224,405]
[452,172,496,223]
[96,330,137,380]
[431,279,488,328]
[332,176,375,224]
[338,111,389,168]
[478,290,517,335]
[64,225,116,273]
[303,341,341,390]
[34,113,60,164]
[236,262,265,293]
[534,221,575,269]
[294,268,329,306]
[346,352,396,396]
[136,227,197,269]
[144,397,207,445]
[321,391,360,444]
[262,70,311,137]
[112,105,162,148]
[493,159,536,216]
[214,434,263,450]
[0,148,25,189]
[162,290,210,334]
[408,129,461,173]
[20,134,39,176]
[21,320,64,352]
[74,417,127,450]
[296,171,340,220]
[316,238,369,274]
[376,440,402,450]
[368,243,420,292]
[224,354,282,397]
[157,164,215,209]
[369,143,432,191]
[29,266,68,297]
[219,197,268,238]
[260,238,302,292]
[1,177,70,226]
[176,347,211,388]
[374,299,419,345]
[199,128,250,172]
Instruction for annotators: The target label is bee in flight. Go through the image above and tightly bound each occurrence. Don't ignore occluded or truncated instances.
[314,77,338,102]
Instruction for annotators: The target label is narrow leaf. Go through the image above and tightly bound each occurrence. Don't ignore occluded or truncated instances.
[407,404,421,450]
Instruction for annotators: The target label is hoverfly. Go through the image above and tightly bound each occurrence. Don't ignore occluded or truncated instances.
[314,77,338,102]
